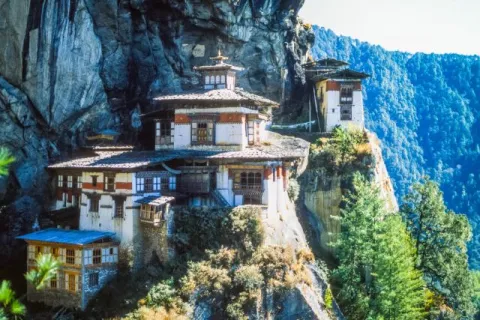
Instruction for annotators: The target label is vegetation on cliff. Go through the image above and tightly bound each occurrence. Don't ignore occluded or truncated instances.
[307,128,477,319]
[90,206,315,319]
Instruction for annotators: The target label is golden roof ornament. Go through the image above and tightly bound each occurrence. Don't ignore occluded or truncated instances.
[210,49,229,65]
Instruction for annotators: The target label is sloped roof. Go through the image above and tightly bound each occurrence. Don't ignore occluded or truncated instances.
[303,58,349,69]
[206,132,309,160]
[47,150,206,170]
[135,196,176,206]
[311,68,370,82]
[47,133,309,170]
[153,88,279,107]
[194,63,244,72]
[17,229,115,245]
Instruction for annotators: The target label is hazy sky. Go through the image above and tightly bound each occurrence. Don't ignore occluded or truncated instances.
[299,0,480,55]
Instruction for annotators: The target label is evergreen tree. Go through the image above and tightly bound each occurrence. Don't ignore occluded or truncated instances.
[333,173,386,318]
[401,177,475,318]
[369,215,426,320]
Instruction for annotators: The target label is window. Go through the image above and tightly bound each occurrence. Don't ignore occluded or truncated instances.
[340,105,352,121]
[50,276,57,289]
[332,108,335,113]
[62,176,67,188]
[89,273,99,286]
[77,176,82,188]
[66,249,75,264]
[136,177,145,192]
[216,75,220,83]
[92,175,98,187]
[244,194,262,205]
[66,273,76,292]
[93,248,101,264]
[154,177,161,191]
[205,76,210,84]
[104,174,115,192]
[145,177,153,192]
[90,197,99,213]
[221,75,225,83]
[247,121,255,145]
[340,84,354,104]
[169,177,176,190]
[191,122,213,144]
[57,175,63,187]
[210,75,214,84]
[155,121,174,145]
[233,171,263,190]
[67,176,73,188]
[114,199,124,218]
[51,247,59,258]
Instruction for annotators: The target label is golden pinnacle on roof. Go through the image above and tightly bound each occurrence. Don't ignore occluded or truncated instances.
[210,49,229,64]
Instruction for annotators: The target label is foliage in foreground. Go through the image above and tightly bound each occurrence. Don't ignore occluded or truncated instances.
[402,177,475,318]
[0,148,14,176]
[1,254,60,319]
[333,173,477,319]
[333,173,426,319]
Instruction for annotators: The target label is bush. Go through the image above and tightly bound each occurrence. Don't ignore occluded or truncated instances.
[146,279,179,310]
[222,206,264,256]
[233,265,264,292]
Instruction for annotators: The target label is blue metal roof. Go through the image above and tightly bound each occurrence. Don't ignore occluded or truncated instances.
[17,229,116,246]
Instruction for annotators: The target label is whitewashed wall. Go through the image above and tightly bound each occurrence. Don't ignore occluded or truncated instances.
[324,90,364,132]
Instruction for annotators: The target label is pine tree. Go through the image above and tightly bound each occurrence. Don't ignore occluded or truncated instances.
[401,177,475,318]
[369,215,426,320]
[332,172,386,318]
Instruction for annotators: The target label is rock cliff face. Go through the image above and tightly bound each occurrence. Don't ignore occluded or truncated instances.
[0,0,313,223]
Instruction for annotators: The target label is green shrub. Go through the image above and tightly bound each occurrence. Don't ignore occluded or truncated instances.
[233,265,264,292]
[146,279,178,310]
[222,206,264,256]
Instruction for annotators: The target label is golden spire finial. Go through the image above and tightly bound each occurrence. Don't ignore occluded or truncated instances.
[210,49,229,65]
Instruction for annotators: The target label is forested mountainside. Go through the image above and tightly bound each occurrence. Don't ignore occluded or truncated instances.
[311,26,480,268]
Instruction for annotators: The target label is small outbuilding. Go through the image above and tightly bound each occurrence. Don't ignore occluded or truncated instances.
[17,228,119,310]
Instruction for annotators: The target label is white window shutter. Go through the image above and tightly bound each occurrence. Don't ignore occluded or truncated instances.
[75,275,79,292]
[60,248,66,263]
[75,249,81,265]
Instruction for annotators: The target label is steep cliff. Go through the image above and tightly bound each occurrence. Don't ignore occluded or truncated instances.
[300,131,397,254]
[0,0,313,260]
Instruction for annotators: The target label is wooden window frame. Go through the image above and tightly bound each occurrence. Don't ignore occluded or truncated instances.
[90,197,100,213]
[104,173,115,192]
[136,177,145,192]
[92,175,98,187]
[66,249,75,265]
[93,248,101,265]
[89,272,99,287]
[145,177,153,192]
[191,121,214,145]
[114,198,124,218]
[233,171,263,191]
[340,83,354,105]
